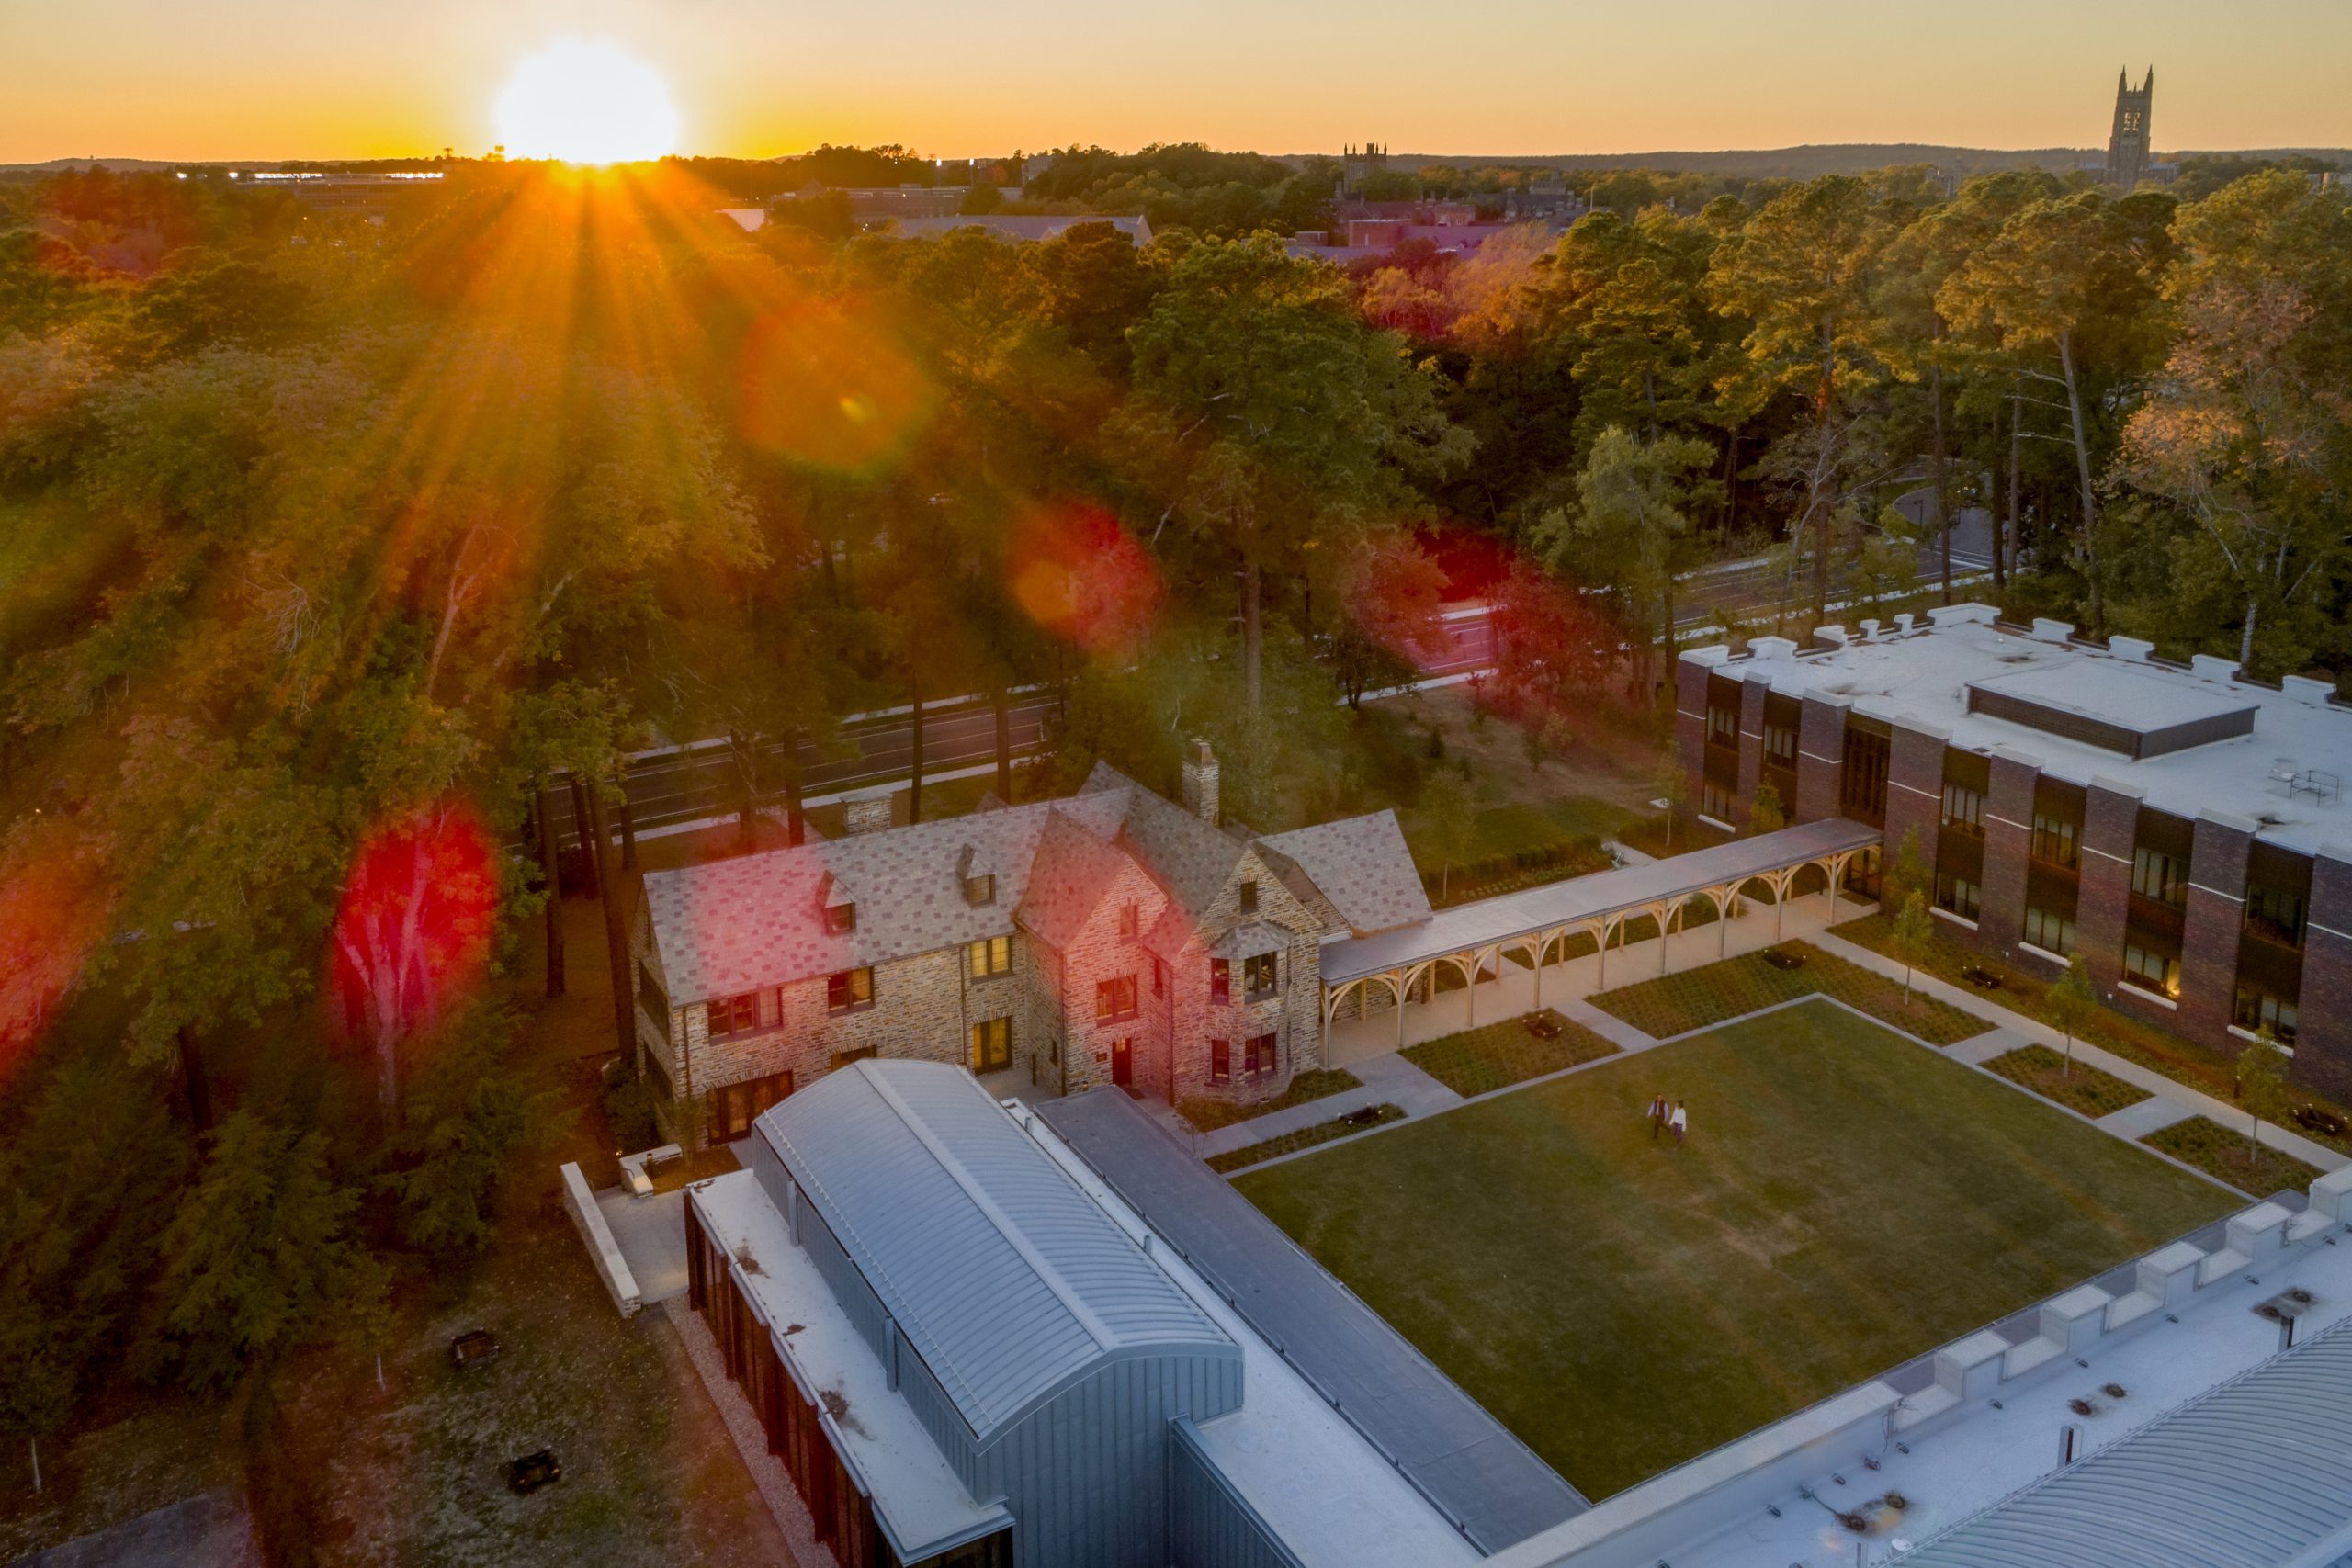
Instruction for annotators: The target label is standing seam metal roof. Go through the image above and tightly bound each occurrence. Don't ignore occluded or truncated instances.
[1889,1314,2352,1568]
[757,1060,1237,1443]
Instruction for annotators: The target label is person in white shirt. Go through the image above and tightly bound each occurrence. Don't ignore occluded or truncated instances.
[1670,1101,1688,1145]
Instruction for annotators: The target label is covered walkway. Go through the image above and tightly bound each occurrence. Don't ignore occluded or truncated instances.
[1321,818,1881,1058]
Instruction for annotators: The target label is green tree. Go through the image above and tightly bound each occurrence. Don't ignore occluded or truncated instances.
[1749,779,1786,837]
[1883,826,1929,910]
[1535,425,1719,696]
[383,1003,556,1258]
[1124,235,1469,709]
[2045,954,2099,1077]
[1418,769,1479,904]
[1890,891,1935,1006]
[148,1112,389,1393]
[2236,1027,2293,1161]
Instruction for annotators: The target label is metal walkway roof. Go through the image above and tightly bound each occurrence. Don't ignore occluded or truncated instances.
[1890,1314,2352,1568]
[1035,1087,1589,1554]
[1321,817,1881,985]
[756,1061,1236,1443]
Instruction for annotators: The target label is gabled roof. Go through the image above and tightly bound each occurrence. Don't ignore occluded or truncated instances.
[1086,766,1250,920]
[1256,811,1432,935]
[757,1061,1238,1443]
[641,790,1128,1000]
[1014,809,1132,951]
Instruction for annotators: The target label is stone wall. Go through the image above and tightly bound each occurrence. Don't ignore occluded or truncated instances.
[1049,856,1175,1099]
[1166,847,1326,1110]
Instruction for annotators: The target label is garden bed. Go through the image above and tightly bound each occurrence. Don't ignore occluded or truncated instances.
[2142,1116,2327,1196]
[1590,942,1991,1046]
[1207,1104,1406,1173]
[1179,1069,1363,1134]
[1402,1010,1621,1098]
[1979,1046,2150,1119]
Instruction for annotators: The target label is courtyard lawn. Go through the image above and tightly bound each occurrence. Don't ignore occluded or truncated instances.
[1234,1000,2233,1500]
[1402,1010,1621,1098]
[1592,941,1991,1046]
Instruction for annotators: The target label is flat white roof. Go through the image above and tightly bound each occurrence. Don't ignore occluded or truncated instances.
[1967,658,2255,734]
[1714,614,2352,854]
[688,1170,1013,1562]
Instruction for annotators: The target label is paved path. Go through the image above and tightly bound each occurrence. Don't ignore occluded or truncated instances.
[1810,929,2347,1173]
[1193,1055,1463,1161]
[2098,1096,2199,1141]
[1945,1026,2027,1066]
[596,1186,690,1305]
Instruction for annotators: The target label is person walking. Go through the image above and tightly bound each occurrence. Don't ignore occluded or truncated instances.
[1648,1092,1668,1141]
[1670,1100,1688,1146]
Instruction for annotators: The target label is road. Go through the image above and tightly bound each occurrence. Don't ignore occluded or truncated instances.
[544,527,1987,849]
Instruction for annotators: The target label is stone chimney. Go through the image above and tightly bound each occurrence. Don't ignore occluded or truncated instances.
[1181,739,1220,827]
[842,787,894,837]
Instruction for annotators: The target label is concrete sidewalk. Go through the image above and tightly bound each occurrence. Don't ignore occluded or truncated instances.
[596,1186,689,1305]
[1811,928,2347,1173]
[1193,1054,1463,1161]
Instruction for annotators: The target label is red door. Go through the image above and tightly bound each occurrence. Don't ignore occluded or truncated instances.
[1111,1037,1133,1090]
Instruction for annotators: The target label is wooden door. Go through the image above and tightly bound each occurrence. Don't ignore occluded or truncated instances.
[1111,1036,1133,1089]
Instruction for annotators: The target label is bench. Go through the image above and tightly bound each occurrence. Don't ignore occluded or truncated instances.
[618,1143,684,1197]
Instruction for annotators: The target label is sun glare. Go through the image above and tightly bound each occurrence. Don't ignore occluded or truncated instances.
[494,38,680,164]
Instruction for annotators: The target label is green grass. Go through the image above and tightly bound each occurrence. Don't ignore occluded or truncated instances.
[1401,1010,1620,1098]
[1592,942,1991,1046]
[1234,1001,2232,1499]
[1178,1069,1363,1134]
[2143,1116,2327,1196]
[1208,1105,1406,1174]
[1981,1046,2150,1119]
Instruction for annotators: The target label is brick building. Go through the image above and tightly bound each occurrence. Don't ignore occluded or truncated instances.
[632,744,1429,1145]
[1678,604,2352,1095]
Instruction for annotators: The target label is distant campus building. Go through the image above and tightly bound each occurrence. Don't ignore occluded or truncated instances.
[631,751,1428,1145]
[1678,605,2352,1093]
[2093,67,2177,187]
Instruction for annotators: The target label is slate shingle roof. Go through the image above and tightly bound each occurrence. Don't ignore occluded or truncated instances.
[643,766,1430,1001]
[1255,811,1433,935]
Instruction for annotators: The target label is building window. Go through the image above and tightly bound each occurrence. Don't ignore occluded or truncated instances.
[1238,880,1259,915]
[1210,958,1231,1004]
[1150,954,1166,998]
[1118,901,1140,940]
[1940,783,1984,838]
[2131,847,2188,908]
[1209,1038,1230,1084]
[967,935,1011,978]
[824,901,857,934]
[1934,872,1981,921]
[2022,906,2076,956]
[1706,705,1738,750]
[2120,942,2180,998]
[638,959,671,1043]
[1096,975,1137,1022]
[830,1044,876,1070]
[1762,722,1796,769]
[1243,952,1279,998]
[1243,1032,1279,1077]
[2245,884,2306,949]
[2030,815,2080,869]
[707,1070,795,1142]
[1840,728,1891,824]
[1701,780,1734,821]
[964,874,996,906]
[969,1016,1012,1073]
[2234,986,2300,1043]
[707,991,759,1039]
[827,966,874,1013]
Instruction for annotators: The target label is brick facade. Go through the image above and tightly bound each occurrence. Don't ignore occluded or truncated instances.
[1735,676,1770,827]
[1675,652,1719,795]
[2072,780,2143,990]
[1793,694,1849,823]
[2296,846,2352,1099]
[2177,811,2256,1043]
[1883,719,1948,889]
[1975,747,2041,959]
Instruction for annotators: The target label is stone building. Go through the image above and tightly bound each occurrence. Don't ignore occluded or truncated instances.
[631,743,1429,1145]
[1678,604,2352,1095]
[2106,67,2155,188]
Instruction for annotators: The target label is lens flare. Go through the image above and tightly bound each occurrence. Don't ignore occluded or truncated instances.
[0,824,108,1084]
[329,802,498,1046]
[737,298,933,473]
[1009,502,1164,654]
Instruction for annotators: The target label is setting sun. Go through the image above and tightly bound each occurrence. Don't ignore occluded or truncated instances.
[493,38,680,164]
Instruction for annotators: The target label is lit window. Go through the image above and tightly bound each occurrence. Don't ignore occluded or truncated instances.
[2121,942,2180,998]
[1096,976,1137,1022]
[824,901,857,934]
[827,967,874,1013]
[969,1016,1011,1072]
[967,935,1011,978]
[1243,1032,1278,1077]
[965,874,996,906]
[1244,952,1278,998]
[707,991,759,1039]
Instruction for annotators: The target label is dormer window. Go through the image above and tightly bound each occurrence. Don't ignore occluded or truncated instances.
[965,874,996,906]
[1237,879,1259,915]
[824,901,856,935]
[1118,901,1139,940]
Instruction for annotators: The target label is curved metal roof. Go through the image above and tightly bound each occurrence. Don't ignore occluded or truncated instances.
[1891,1315,2352,1568]
[758,1060,1238,1444]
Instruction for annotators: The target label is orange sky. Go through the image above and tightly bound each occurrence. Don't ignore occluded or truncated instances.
[7,0,2347,164]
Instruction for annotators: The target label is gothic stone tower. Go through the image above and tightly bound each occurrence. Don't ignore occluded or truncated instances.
[2106,67,2154,188]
